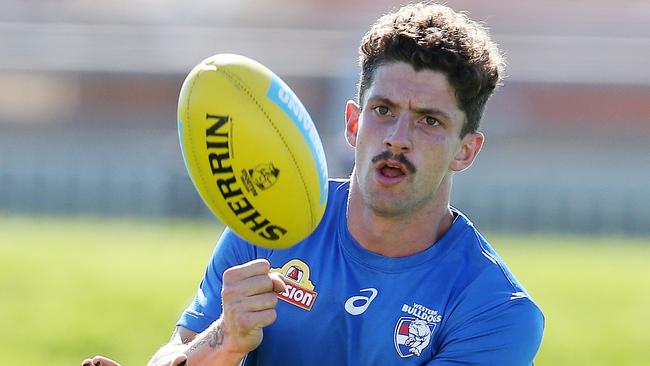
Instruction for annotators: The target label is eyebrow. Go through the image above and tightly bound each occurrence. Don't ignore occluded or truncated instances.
[368,96,452,121]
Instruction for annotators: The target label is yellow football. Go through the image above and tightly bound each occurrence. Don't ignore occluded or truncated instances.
[177,54,328,249]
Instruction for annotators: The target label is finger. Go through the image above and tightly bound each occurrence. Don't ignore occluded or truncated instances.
[223,292,279,327]
[223,274,275,303]
[171,354,188,366]
[90,356,122,366]
[236,292,279,312]
[234,308,278,331]
[253,308,279,328]
[223,259,270,283]
[230,272,286,296]
[269,272,286,293]
[240,273,284,296]
[81,359,93,366]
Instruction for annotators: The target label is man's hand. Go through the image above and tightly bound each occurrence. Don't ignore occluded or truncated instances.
[179,259,286,365]
[81,259,284,366]
[218,259,286,357]
[81,354,188,366]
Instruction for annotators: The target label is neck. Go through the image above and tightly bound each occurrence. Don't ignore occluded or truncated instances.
[346,175,455,258]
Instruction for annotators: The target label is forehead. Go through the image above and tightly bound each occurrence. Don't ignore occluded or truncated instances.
[366,62,463,117]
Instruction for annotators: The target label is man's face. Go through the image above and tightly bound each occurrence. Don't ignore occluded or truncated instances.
[345,61,482,216]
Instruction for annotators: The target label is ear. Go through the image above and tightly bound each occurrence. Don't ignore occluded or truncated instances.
[449,132,484,172]
[344,100,360,148]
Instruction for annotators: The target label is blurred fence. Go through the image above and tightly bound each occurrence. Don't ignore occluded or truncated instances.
[1,0,649,236]
[0,165,207,218]
[1,72,648,236]
[1,156,648,235]
[453,184,650,235]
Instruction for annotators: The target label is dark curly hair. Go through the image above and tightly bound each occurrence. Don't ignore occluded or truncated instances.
[358,2,505,137]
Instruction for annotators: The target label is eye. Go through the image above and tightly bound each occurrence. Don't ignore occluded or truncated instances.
[373,105,390,116]
[424,116,441,126]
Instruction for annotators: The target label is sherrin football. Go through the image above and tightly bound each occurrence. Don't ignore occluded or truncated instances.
[177,54,328,249]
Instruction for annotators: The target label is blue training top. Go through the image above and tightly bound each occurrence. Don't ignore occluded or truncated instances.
[178,179,544,365]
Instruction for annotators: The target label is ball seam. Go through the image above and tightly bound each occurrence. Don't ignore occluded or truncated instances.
[183,68,215,218]
[217,66,315,230]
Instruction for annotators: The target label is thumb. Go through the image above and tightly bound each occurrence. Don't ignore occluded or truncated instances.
[269,272,286,293]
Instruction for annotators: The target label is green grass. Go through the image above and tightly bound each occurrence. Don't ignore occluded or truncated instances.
[493,234,650,366]
[0,216,649,365]
[0,215,223,366]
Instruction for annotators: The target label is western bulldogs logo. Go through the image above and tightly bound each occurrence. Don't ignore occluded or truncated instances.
[394,317,435,357]
[394,303,442,358]
[241,163,280,196]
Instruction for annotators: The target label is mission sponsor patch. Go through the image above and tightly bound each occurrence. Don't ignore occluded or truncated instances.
[271,259,318,311]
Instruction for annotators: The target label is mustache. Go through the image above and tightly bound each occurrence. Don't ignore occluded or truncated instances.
[371,151,416,174]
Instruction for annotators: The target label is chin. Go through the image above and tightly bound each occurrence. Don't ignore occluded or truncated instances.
[369,203,412,217]
[366,194,412,217]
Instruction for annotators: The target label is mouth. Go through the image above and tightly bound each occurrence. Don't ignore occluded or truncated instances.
[377,160,407,178]
[370,151,416,185]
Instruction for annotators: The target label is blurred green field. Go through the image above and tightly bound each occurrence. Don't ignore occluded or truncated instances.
[1,215,649,366]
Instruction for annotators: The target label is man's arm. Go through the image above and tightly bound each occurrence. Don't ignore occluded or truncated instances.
[147,323,244,366]
[81,324,236,366]
[81,328,193,366]
[149,259,285,366]
[427,298,544,365]
[146,326,196,366]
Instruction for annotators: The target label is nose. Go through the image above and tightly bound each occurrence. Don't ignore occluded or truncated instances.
[383,114,412,153]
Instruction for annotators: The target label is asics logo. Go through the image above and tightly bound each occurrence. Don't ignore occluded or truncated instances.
[344,288,378,315]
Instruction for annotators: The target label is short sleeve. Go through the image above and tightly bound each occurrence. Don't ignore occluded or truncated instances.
[176,227,260,333]
[428,297,544,365]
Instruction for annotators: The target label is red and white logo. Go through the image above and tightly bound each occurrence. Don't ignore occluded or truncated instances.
[286,265,303,282]
[394,317,435,357]
[394,303,442,358]
[271,259,318,311]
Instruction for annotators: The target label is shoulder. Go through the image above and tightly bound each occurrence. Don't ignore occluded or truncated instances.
[327,178,350,198]
[442,211,545,334]
[435,217,544,363]
[315,178,350,227]
[209,226,272,265]
[452,229,541,311]
[446,211,536,303]
[435,294,544,365]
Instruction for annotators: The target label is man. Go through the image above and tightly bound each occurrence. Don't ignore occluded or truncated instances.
[83,3,544,365]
